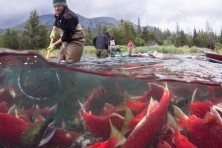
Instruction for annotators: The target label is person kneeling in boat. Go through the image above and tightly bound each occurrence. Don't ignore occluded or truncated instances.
[109,36,122,57]
[93,32,110,58]
[47,0,85,63]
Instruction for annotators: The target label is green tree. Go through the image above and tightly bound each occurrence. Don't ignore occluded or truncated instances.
[162,29,171,40]
[134,36,145,46]
[153,28,164,45]
[196,30,209,48]
[174,30,188,47]
[220,29,222,44]
[119,20,136,44]
[207,32,216,50]
[84,26,93,45]
[0,29,20,50]
[176,22,180,35]
[106,25,121,44]
[192,28,199,47]
[0,33,2,46]
[97,25,108,35]
[141,27,150,44]
[22,10,48,50]
[162,29,172,45]
[137,17,141,35]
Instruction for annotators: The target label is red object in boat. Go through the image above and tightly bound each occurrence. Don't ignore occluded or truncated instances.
[204,51,222,64]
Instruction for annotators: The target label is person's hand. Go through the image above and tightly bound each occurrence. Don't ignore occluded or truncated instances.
[50,30,56,39]
[47,44,56,51]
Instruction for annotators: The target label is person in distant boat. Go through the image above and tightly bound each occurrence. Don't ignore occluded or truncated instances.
[47,0,85,63]
[93,32,110,58]
[109,36,121,57]
[128,40,134,56]
[110,36,116,46]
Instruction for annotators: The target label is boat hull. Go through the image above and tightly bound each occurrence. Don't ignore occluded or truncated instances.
[204,51,222,64]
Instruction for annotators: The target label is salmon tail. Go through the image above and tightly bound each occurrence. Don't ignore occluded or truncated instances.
[109,119,126,147]
[191,88,198,104]
[173,105,189,129]
[167,113,178,131]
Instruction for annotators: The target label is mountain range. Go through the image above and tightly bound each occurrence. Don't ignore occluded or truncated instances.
[0,13,154,32]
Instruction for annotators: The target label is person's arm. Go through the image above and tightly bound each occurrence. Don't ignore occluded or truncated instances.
[114,39,117,45]
[52,26,58,31]
[50,26,59,39]
[61,13,78,42]
[50,26,62,47]
[47,38,62,52]
[52,38,62,46]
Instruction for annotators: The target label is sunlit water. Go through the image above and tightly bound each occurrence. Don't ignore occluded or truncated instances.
[0,50,222,147]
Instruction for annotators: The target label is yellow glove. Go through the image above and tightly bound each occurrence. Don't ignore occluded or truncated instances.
[47,44,56,51]
[50,30,56,39]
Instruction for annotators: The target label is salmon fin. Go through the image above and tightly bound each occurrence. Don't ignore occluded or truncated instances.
[134,98,158,129]
[121,107,134,135]
[167,113,178,131]
[204,107,222,125]
[109,119,126,147]
[50,104,57,113]
[8,85,16,98]
[7,104,16,115]
[173,105,188,120]
[147,98,159,115]
[123,90,132,101]
[78,100,85,112]
[191,88,198,104]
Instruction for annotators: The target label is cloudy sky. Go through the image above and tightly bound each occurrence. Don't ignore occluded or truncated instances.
[1,0,222,34]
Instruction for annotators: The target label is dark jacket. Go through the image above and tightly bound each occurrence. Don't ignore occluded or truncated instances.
[54,7,84,42]
[93,33,110,49]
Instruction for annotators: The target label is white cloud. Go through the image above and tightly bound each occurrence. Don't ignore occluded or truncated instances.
[1,0,222,34]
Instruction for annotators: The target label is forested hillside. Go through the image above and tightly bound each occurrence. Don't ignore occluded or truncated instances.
[0,9,222,50]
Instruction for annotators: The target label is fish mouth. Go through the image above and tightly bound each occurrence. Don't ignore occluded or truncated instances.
[19,117,56,147]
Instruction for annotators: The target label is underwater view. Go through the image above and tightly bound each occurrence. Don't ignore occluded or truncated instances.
[0,50,222,148]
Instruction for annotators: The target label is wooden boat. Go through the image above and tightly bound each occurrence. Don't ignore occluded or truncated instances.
[204,51,222,64]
